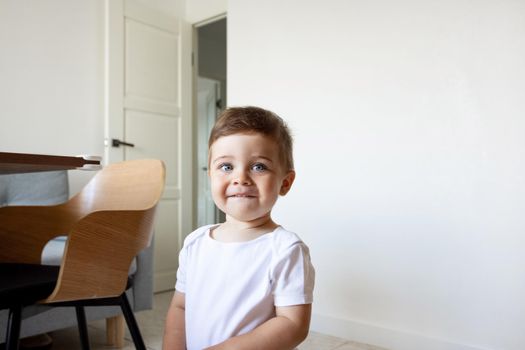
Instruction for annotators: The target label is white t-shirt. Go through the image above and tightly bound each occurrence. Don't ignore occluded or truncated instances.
[175,224,315,350]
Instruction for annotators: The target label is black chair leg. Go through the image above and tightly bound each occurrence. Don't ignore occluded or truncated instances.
[5,306,22,350]
[75,306,91,350]
[119,294,146,350]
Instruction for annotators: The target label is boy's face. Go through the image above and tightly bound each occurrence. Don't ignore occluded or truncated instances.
[208,133,295,224]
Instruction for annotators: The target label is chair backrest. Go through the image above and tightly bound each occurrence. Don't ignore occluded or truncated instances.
[69,159,164,212]
[45,159,165,303]
[0,159,165,303]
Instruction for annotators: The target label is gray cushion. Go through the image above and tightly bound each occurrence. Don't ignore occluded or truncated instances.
[0,171,68,206]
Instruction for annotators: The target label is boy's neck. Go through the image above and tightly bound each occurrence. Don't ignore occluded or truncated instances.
[211,215,279,243]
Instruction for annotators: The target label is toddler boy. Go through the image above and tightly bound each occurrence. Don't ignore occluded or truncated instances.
[163,106,315,349]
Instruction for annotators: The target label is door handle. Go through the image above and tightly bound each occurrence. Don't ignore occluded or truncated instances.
[111,139,135,148]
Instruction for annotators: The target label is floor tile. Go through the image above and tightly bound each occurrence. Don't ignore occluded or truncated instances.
[49,324,134,350]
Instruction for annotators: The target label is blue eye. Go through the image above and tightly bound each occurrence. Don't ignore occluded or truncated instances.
[252,163,267,172]
[219,163,233,172]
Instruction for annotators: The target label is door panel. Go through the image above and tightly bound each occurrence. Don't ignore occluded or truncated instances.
[125,110,180,188]
[125,19,179,102]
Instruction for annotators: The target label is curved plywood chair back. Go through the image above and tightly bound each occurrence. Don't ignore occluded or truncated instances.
[45,159,166,303]
[70,159,165,212]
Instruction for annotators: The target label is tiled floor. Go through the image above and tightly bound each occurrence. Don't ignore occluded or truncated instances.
[46,291,387,350]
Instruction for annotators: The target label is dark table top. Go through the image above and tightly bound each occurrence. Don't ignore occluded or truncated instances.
[0,152,102,174]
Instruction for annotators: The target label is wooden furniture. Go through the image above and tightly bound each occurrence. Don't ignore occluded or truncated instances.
[0,152,102,175]
[0,159,165,350]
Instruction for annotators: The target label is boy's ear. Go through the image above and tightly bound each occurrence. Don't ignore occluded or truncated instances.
[279,171,296,196]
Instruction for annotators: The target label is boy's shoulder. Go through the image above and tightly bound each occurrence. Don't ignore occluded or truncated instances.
[272,226,302,243]
[182,224,216,248]
[270,226,309,253]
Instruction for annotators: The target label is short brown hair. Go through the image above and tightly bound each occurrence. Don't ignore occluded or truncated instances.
[208,106,294,171]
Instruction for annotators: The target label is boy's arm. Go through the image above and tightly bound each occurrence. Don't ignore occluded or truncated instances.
[162,291,186,350]
[205,303,311,350]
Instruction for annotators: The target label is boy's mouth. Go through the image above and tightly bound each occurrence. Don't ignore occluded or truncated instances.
[227,193,256,198]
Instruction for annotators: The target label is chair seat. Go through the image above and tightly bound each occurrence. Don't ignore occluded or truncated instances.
[0,263,59,309]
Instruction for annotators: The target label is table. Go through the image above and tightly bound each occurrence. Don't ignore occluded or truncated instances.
[0,152,102,175]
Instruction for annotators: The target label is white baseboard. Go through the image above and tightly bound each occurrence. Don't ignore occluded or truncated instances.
[311,313,491,350]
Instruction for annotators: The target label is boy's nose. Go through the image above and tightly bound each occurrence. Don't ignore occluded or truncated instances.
[232,170,252,185]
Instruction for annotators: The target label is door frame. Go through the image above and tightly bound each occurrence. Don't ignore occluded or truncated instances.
[192,14,227,227]
[196,76,221,227]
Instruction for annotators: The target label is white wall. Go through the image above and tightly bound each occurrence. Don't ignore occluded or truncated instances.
[135,0,181,18]
[0,0,182,194]
[228,1,525,350]
[185,0,226,24]
[0,0,105,193]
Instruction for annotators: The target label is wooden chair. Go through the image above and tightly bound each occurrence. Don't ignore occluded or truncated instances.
[0,159,165,350]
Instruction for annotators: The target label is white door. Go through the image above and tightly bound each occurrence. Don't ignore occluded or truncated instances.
[105,0,193,292]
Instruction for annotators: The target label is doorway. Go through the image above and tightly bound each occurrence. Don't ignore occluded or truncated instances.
[195,17,227,227]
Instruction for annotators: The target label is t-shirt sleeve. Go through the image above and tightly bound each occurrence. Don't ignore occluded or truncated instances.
[271,242,315,307]
[174,243,187,293]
